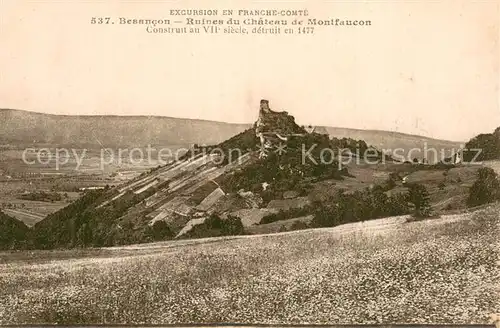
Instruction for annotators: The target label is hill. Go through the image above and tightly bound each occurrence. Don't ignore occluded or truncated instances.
[25,100,354,248]
[322,126,463,163]
[0,211,29,250]
[1,203,498,324]
[0,108,249,148]
[0,108,461,161]
[13,100,485,249]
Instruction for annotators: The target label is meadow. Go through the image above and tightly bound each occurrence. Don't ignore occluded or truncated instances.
[0,205,498,325]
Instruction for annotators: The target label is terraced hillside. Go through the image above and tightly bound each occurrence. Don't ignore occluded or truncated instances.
[21,101,350,248]
[0,204,498,325]
[4,100,487,250]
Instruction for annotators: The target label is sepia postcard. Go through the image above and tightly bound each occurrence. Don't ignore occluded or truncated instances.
[0,0,499,326]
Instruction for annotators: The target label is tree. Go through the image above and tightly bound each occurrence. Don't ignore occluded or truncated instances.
[147,220,173,241]
[205,213,223,230]
[464,133,500,162]
[467,167,500,207]
[221,215,245,236]
[408,183,431,218]
[76,223,93,246]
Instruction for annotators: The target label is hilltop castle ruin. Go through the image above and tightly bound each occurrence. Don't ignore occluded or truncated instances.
[254,99,306,158]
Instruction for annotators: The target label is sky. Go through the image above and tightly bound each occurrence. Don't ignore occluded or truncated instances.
[0,0,498,142]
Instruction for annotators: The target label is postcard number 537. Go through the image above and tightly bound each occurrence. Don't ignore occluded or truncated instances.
[91,17,112,24]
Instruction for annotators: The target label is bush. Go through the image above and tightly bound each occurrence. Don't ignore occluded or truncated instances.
[183,214,245,239]
[147,221,173,241]
[467,167,500,207]
[381,173,398,191]
[289,220,309,231]
[18,191,62,202]
[311,187,411,228]
[260,206,313,225]
[221,215,245,236]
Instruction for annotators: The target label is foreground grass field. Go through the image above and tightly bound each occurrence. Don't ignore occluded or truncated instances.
[0,205,499,325]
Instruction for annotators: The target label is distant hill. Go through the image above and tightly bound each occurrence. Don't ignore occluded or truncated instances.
[0,109,461,161]
[322,126,463,159]
[0,108,249,148]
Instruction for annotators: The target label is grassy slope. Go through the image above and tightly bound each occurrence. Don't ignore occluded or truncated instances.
[0,204,498,325]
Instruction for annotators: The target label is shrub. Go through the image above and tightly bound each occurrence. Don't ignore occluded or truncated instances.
[147,221,173,241]
[260,206,314,225]
[311,187,411,228]
[18,191,62,202]
[467,167,500,207]
[183,214,245,239]
[289,220,309,231]
[221,215,245,236]
[380,173,398,192]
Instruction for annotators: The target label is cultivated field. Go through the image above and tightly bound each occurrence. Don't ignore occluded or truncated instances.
[0,205,498,325]
[0,145,179,225]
